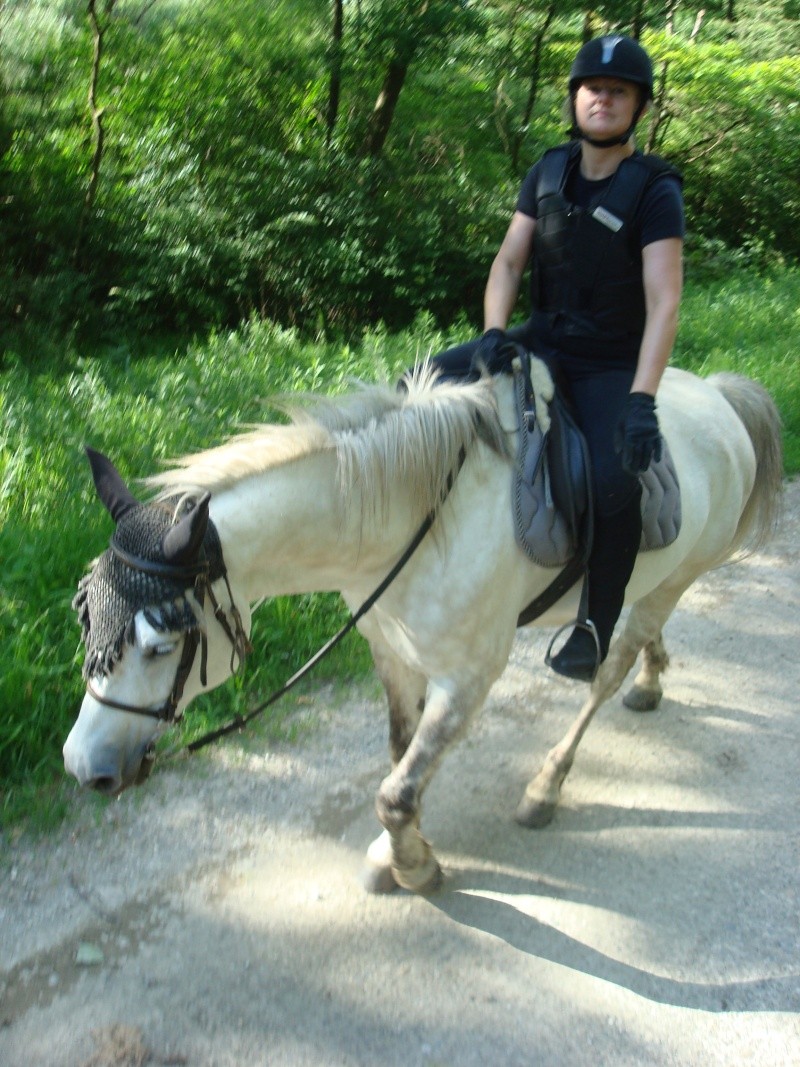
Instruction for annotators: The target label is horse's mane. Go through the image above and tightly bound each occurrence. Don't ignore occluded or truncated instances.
[145,364,512,521]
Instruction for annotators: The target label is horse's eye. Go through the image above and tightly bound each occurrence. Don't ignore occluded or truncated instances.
[143,641,177,660]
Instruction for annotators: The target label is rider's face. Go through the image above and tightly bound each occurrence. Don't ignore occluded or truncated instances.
[574,77,642,140]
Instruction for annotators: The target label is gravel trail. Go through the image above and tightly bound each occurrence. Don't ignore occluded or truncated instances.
[1,482,798,1067]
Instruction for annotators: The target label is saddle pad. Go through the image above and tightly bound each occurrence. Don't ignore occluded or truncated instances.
[639,445,681,551]
[511,360,682,566]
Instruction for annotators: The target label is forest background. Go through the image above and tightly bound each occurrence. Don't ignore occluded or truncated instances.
[1,0,799,825]
[3,0,800,340]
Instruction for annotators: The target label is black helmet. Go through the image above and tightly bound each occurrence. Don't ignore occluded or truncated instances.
[568,35,653,147]
[569,35,654,99]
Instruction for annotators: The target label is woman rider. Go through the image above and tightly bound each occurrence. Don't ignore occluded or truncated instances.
[432,35,685,681]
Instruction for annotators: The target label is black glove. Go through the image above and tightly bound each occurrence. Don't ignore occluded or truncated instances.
[469,328,514,376]
[614,392,662,475]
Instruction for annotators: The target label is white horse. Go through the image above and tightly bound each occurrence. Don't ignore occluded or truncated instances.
[63,362,782,894]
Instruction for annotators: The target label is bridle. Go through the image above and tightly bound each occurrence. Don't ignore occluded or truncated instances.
[85,537,249,724]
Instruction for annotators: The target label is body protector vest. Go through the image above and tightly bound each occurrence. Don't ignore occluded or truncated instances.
[530,142,681,356]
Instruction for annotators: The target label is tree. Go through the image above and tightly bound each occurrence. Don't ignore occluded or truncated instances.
[508,0,558,172]
[2,0,799,343]
[325,0,344,145]
[355,0,477,157]
[73,0,116,268]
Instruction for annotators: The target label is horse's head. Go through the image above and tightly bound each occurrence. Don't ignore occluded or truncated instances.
[63,449,250,795]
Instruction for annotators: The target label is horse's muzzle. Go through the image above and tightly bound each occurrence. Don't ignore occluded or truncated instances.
[63,734,156,795]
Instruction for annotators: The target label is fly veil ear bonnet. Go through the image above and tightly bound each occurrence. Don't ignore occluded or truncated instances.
[73,449,226,681]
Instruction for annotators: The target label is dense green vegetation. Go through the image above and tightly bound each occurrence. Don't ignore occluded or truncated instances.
[1,1,798,827]
[2,0,799,344]
[2,272,798,827]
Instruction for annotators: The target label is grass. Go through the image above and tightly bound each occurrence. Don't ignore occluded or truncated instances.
[0,315,450,830]
[675,268,800,470]
[1,268,798,831]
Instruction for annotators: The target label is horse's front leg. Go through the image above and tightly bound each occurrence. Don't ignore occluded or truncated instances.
[374,677,488,894]
[361,642,427,894]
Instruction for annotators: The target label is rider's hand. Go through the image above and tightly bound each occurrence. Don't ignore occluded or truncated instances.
[614,392,662,475]
[470,328,513,376]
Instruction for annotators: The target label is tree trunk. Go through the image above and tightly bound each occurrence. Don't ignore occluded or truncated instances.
[73,0,114,268]
[631,0,645,39]
[646,60,670,153]
[665,0,678,35]
[325,0,344,146]
[361,53,410,157]
[510,0,557,172]
[690,8,706,41]
[360,1,434,158]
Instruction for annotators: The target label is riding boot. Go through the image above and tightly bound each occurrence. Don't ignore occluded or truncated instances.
[550,493,642,681]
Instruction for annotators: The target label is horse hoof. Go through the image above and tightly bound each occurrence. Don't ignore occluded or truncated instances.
[393,857,444,895]
[515,796,557,829]
[623,685,662,713]
[359,859,399,895]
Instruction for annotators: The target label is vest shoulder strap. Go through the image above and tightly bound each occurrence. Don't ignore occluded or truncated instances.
[535,142,581,205]
[639,152,684,186]
[598,152,683,230]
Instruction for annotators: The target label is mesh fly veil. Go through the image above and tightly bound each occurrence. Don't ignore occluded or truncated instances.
[74,496,225,681]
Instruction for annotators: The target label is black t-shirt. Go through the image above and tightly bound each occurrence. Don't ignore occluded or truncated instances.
[516,158,685,248]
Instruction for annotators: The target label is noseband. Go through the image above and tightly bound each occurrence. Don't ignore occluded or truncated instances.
[85,537,248,724]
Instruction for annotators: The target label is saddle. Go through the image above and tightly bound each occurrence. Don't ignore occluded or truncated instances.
[510,349,681,626]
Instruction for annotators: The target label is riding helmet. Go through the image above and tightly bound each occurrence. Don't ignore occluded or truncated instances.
[569,35,654,99]
[568,35,654,145]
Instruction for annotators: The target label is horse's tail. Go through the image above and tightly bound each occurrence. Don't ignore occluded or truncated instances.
[708,372,784,554]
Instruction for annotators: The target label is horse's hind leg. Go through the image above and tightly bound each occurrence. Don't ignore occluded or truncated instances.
[516,583,686,828]
[514,651,638,828]
[623,631,669,712]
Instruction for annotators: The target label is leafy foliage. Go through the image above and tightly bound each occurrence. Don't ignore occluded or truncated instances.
[1,0,798,345]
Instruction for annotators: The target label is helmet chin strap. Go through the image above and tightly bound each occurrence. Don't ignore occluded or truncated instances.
[572,127,634,148]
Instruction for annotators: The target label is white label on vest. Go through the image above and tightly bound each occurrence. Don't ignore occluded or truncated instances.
[591,206,624,232]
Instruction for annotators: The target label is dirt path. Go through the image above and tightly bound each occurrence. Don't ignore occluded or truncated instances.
[2,482,799,1067]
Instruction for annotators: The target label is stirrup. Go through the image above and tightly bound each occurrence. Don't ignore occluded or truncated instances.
[545,618,602,677]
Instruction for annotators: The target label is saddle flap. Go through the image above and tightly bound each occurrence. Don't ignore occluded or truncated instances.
[512,352,592,568]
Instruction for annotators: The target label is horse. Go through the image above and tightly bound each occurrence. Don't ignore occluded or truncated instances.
[63,361,783,894]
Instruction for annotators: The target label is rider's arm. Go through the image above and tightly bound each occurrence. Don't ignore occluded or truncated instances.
[631,236,683,396]
[483,211,536,332]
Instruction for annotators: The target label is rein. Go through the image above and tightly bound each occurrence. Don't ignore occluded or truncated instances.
[88,449,466,759]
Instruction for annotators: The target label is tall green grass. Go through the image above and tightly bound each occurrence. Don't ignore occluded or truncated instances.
[674,268,800,470]
[1,270,797,830]
[0,316,460,828]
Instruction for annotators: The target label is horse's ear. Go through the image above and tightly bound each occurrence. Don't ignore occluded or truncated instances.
[162,493,210,566]
[85,447,139,523]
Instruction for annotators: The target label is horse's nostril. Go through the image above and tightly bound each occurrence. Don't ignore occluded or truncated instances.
[90,776,120,795]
